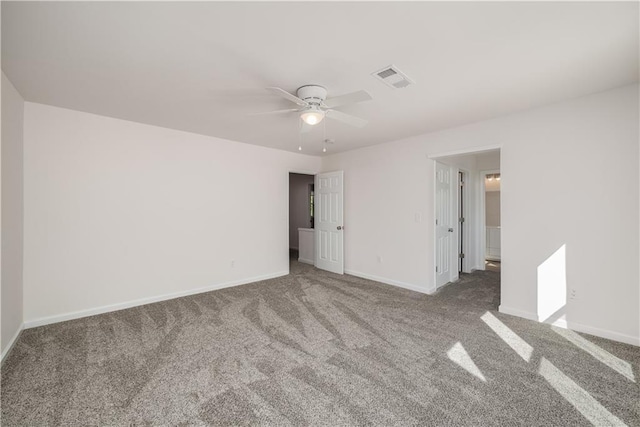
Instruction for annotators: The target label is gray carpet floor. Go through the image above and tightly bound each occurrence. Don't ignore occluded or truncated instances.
[485,260,501,273]
[2,261,639,426]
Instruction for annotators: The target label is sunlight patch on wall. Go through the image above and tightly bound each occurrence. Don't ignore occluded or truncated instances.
[538,357,625,426]
[447,342,487,382]
[481,312,533,362]
[552,326,635,382]
[537,245,567,322]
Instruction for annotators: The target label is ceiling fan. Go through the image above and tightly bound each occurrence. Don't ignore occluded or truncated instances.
[253,85,372,129]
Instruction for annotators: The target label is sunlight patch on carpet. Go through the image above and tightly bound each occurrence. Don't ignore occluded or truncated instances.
[481,311,533,362]
[538,357,625,426]
[447,342,487,382]
[552,326,635,382]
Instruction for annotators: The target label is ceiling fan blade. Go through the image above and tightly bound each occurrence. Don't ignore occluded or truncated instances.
[323,90,372,109]
[248,108,299,116]
[266,87,308,106]
[326,110,368,128]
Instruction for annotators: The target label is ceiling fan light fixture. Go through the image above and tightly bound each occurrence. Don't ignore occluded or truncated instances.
[300,108,325,125]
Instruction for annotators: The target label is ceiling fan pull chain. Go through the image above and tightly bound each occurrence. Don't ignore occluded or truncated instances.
[298,117,303,151]
[323,118,327,153]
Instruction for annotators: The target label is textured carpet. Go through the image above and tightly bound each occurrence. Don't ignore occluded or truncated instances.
[2,262,639,426]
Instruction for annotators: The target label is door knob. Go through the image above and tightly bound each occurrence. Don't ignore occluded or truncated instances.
[337,226,343,230]
[448,228,454,232]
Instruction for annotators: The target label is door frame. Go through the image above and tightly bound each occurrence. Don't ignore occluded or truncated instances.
[429,145,502,288]
[480,169,501,267]
[287,169,319,275]
[458,169,472,274]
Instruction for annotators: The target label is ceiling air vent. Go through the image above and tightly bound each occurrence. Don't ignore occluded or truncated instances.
[372,65,414,89]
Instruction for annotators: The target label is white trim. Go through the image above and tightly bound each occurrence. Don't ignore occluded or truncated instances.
[458,169,471,274]
[453,167,476,275]
[435,275,460,291]
[432,159,438,291]
[24,271,288,329]
[298,257,314,265]
[498,305,539,321]
[449,167,460,281]
[345,269,436,295]
[546,318,640,347]
[499,305,639,347]
[1,324,24,364]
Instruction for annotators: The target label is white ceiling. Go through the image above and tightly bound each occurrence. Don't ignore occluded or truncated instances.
[3,2,638,156]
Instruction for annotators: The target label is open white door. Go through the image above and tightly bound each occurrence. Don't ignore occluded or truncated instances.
[435,162,453,287]
[315,171,344,274]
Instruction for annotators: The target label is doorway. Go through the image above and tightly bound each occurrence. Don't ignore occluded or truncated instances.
[431,148,501,289]
[289,173,315,266]
[287,171,345,275]
[482,170,501,272]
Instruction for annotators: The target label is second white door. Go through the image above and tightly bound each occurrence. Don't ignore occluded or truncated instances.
[435,162,453,287]
[315,171,344,274]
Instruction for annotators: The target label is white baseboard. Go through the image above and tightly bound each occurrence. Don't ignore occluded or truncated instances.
[345,269,436,295]
[1,324,24,364]
[498,305,539,321]
[546,318,639,347]
[435,277,459,291]
[498,305,639,347]
[298,258,314,265]
[24,271,289,329]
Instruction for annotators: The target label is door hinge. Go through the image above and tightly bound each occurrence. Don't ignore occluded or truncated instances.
[436,266,438,272]
[459,253,465,259]
[435,219,438,225]
[459,217,465,223]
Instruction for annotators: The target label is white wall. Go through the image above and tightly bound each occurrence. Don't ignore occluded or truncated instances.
[289,173,314,249]
[485,192,501,227]
[476,151,500,171]
[323,84,639,345]
[1,72,24,356]
[484,183,500,227]
[23,103,321,325]
[13,85,640,346]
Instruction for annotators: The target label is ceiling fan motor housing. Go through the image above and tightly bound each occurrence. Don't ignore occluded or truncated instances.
[296,85,327,106]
